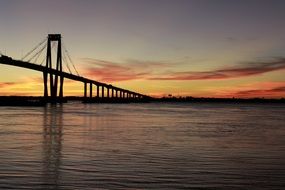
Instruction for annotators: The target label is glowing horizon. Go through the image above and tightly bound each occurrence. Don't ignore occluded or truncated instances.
[0,0,285,98]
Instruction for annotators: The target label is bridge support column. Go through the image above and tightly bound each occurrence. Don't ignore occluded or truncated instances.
[90,83,92,98]
[59,77,64,98]
[97,85,99,98]
[44,34,64,103]
[107,87,110,98]
[43,71,48,98]
[102,86,104,98]
[84,82,87,98]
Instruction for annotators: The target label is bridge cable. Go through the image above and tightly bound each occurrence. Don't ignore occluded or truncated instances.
[28,42,47,63]
[62,42,79,76]
[22,38,46,61]
[34,42,47,63]
[25,41,46,63]
[62,50,73,74]
[39,41,56,66]
[54,41,69,74]
[62,42,80,76]
[50,42,71,73]
[39,57,45,66]
[51,41,66,72]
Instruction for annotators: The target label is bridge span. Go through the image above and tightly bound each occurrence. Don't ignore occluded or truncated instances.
[0,34,150,103]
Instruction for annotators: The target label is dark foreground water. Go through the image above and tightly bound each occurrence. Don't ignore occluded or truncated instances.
[0,102,284,189]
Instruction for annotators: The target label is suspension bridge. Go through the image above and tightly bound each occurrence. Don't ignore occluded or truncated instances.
[0,34,150,103]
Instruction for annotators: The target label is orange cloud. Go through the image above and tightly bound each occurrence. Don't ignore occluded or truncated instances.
[0,82,16,88]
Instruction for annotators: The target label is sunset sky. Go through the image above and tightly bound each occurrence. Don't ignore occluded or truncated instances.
[0,0,285,98]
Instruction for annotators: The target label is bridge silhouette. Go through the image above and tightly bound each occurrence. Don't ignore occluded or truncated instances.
[0,34,150,103]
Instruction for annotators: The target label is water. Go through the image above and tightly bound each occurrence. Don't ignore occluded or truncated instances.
[0,102,284,189]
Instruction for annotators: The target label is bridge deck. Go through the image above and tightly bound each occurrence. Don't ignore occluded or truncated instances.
[0,56,146,97]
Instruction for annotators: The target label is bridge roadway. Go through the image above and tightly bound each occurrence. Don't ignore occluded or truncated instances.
[0,55,147,99]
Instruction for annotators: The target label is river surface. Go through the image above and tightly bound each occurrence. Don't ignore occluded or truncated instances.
[0,102,284,189]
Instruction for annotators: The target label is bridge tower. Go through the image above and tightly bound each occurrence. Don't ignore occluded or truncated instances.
[43,34,64,102]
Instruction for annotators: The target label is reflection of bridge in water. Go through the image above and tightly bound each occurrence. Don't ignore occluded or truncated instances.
[42,105,63,187]
[0,34,150,103]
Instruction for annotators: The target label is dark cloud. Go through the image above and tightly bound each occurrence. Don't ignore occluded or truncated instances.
[232,86,285,98]
[149,58,285,80]
[270,86,285,92]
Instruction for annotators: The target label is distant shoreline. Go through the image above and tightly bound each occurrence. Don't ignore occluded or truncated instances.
[0,96,284,105]
[154,96,285,103]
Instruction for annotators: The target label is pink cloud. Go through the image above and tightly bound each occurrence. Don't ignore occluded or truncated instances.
[81,58,168,82]
[80,57,285,82]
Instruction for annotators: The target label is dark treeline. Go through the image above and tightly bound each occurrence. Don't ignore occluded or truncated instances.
[0,96,285,106]
[154,96,285,103]
[0,96,46,106]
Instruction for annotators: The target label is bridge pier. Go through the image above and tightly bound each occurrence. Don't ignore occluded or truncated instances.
[84,82,87,98]
[107,87,110,98]
[43,71,48,98]
[81,83,149,103]
[43,34,64,103]
[59,77,64,98]
[96,85,99,98]
[102,86,105,99]
[90,83,92,98]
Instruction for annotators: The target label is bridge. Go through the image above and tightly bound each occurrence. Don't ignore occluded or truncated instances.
[0,34,150,103]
